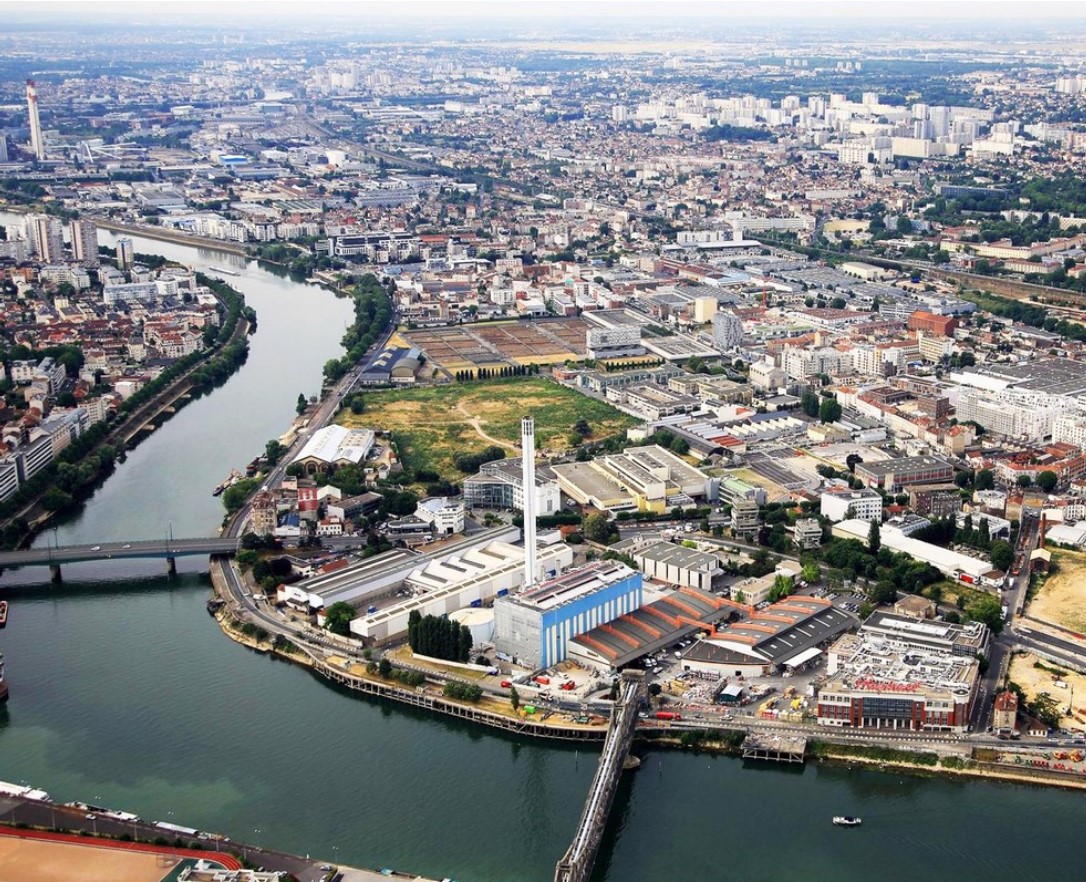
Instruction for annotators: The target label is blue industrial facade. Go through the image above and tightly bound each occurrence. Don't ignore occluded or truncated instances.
[539,571,643,668]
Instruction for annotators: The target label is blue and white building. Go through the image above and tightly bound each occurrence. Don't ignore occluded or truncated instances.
[493,561,643,669]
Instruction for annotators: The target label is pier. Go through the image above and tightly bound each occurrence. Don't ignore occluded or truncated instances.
[742,732,808,764]
[554,670,645,882]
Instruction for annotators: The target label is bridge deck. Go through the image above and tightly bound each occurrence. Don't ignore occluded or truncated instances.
[554,670,644,882]
[0,539,238,568]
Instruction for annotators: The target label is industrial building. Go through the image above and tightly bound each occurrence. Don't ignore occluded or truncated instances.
[292,424,376,473]
[357,346,424,385]
[615,538,723,591]
[831,518,1001,586]
[462,457,561,516]
[817,630,980,733]
[568,586,735,671]
[854,455,954,491]
[493,561,643,669]
[551,444,709,513]
[679,598,857,678]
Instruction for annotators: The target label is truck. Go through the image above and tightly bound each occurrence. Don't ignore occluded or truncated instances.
[534,675,551,686]
[655,711,682,721]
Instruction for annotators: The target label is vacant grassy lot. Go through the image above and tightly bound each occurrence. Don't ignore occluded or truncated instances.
[1029,550,1086,632]
[338,378,637,477]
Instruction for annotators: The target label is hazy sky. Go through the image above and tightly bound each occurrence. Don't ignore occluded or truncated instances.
[5,0,1086,27]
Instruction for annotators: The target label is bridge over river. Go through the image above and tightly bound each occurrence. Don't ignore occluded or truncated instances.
[0,538,239,580]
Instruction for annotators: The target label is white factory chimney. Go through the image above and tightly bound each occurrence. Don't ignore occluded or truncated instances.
[26,80,44,162]
[521,416,537,589]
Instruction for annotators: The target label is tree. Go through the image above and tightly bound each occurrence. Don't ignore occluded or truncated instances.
[801,389,820,418]
[802,561,821,583]
[965,595,1004,634]
[819,397,842,424]
[975,469,995,491]
[378,657,393,679]
[868,519,881,554]
[1017,474,1032,488]
[510,686,520,711]
[583,512,617,545]
[324,601,355,636]
[990,540,1014,572]
[1030,692,1061,731]
[978,518,990,548]
[1036,470,1058,492]
[872,579,897,605]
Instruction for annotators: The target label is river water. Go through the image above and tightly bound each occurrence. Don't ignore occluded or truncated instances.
[0,215,1081,882]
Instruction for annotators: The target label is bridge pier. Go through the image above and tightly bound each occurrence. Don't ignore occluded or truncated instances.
[166,556,177,576]
[50,564,62,583]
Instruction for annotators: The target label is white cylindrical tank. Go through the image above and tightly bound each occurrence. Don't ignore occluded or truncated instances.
[450,608,495,646]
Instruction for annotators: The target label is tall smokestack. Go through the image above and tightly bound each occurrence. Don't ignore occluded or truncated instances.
[1040,512,1047,550]
[26,80,44,161]
[521,416,537,589]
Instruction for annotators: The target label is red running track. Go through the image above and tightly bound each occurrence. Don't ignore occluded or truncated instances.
[0,825,242,870]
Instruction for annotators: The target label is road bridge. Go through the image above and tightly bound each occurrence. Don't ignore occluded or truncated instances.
[554,670,645,882]
[0,538,238,581]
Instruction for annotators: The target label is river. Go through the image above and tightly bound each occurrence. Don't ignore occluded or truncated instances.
[0,216,1082,882]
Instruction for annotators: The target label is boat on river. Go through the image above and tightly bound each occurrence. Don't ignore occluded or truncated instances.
[0,599,7,628]
[0,651,8,702]
[833,816,861,827]
[209,266,242,277]
[212,468,244,496]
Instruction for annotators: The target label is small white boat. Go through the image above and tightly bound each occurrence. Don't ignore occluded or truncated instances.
[833,816,862,827]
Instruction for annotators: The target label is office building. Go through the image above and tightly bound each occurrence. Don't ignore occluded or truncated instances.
[415,497,466,536]
[26,79,44,161]
[70,219,99,267]
[820,486,883,522]
[463,457,561,516]
[493,560,643,669]
[818,631,979,733]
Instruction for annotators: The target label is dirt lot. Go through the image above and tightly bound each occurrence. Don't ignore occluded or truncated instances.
[1028,550,1086,632]
[340,378,636,477]
[1009,651,1086,732]
[401,319,588,373]
[0,838,174,882]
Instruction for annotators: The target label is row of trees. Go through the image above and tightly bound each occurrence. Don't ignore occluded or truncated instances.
[322,274,393,383]
[454,364,540,382]
[407,611,474,662]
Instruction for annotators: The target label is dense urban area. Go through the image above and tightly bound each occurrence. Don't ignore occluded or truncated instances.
[4,5,1086,882]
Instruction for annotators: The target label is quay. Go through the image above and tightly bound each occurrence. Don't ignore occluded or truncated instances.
[554,670,645,882]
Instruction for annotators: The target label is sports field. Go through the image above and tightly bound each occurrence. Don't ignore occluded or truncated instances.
[339,377,637,477]
[0,837,175,882]
[1029,550,1086,632]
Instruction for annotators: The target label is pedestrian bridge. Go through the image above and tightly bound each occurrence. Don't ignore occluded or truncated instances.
[554,669,645,882]
[0,538,238,579]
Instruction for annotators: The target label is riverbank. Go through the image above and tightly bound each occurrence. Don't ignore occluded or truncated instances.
[0,283,253,550]
[94,219,250,256]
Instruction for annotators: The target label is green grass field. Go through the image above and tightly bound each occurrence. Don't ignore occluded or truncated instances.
[338,378,638,477]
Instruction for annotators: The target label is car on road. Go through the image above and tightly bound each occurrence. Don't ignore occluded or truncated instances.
[85,813,97,820]
[122,544,131,549]
[90,546,100,551]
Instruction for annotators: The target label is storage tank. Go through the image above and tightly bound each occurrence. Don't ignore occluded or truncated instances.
[450,607,495,646]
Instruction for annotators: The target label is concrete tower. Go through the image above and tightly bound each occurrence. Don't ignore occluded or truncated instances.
[521,416,537,589]
[26,80,44,161]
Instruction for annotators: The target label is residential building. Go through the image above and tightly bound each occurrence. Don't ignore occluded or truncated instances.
[711,310,743,352]
[794,518,823,550]
[909,483,963,519]
[27,213,64,263]
[70,219,100,267]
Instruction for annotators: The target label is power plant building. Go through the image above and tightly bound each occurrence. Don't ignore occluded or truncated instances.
[493,561,643,669]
